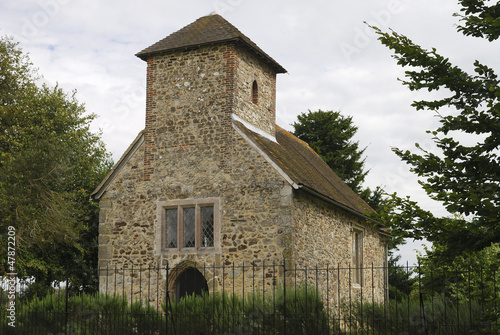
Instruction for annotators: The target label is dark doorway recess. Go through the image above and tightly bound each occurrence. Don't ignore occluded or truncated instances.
[174,267,208,302]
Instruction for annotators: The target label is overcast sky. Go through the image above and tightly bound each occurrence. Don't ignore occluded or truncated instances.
[2,0,498,265]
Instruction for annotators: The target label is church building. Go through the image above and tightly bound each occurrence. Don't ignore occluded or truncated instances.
[92,14,388,304]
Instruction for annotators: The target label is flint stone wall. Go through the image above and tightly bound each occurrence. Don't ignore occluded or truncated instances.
[97,40,387,306]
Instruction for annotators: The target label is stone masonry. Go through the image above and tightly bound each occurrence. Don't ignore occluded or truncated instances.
[93,14,388,307]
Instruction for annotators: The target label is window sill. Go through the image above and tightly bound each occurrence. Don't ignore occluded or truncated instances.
[161,247,221,255]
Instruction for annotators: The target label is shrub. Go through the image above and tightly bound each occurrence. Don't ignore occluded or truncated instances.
[162,284,331,334]
[7,290,164,334]
[2,284,330,334]
[348,296,497,334]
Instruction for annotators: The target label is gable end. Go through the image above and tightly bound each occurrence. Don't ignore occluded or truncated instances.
[92,131,145,199]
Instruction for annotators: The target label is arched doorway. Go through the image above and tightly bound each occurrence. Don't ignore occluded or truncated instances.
[174,267,208,302]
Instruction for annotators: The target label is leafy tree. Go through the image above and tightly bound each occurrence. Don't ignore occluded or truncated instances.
[371,0,500,257]
[0,36,112,294]
[387,251,417,301]
[291,110,385,211]
[418,242,500,300]
[292,110,368,194]
[455,0,500,41]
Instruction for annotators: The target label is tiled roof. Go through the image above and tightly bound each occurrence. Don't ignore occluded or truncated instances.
[136,14,286,73]
[234,121,374,217]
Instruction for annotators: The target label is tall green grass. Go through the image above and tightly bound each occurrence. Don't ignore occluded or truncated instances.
[163,284,331,334]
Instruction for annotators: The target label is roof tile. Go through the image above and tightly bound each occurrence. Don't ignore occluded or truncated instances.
[234,121,374,217]
[136,14,286,73]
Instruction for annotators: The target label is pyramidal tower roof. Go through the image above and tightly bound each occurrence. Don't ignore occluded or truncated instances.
[136,14,286,73]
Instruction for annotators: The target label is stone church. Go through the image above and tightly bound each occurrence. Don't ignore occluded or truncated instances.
[92,14,388,304]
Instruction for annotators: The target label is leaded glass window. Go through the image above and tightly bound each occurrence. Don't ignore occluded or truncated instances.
[160,199,218,252]
[201,206,214,247]
[166,208,178,248]
[183,207,196,248]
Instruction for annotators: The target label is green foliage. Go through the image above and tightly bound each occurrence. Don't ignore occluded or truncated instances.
[350,296,495,334]
[0,36,112,293]
[455,0,500,41]
[418,243,500,302]
[357,186,386,213]
[291,109,386,212]
[4,290,164,334]
[272,284,331,334]
[1,284,330,334]
[354,247,500,334]
[369,0,500,257]
[388,253,417,301]
[0,36,37,106]
[163,284,331,334]
[292,110,368,194]
[371,193,458,252]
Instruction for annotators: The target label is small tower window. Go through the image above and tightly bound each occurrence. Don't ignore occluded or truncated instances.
[251,80,258,104]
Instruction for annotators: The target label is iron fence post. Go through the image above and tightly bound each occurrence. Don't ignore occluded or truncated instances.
[165,262,176,335]
[168,261,170,335]
[65,271,69,335]
[283,259,286,334]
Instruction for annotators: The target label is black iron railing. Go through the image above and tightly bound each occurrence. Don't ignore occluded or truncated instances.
[1,261,498,334]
